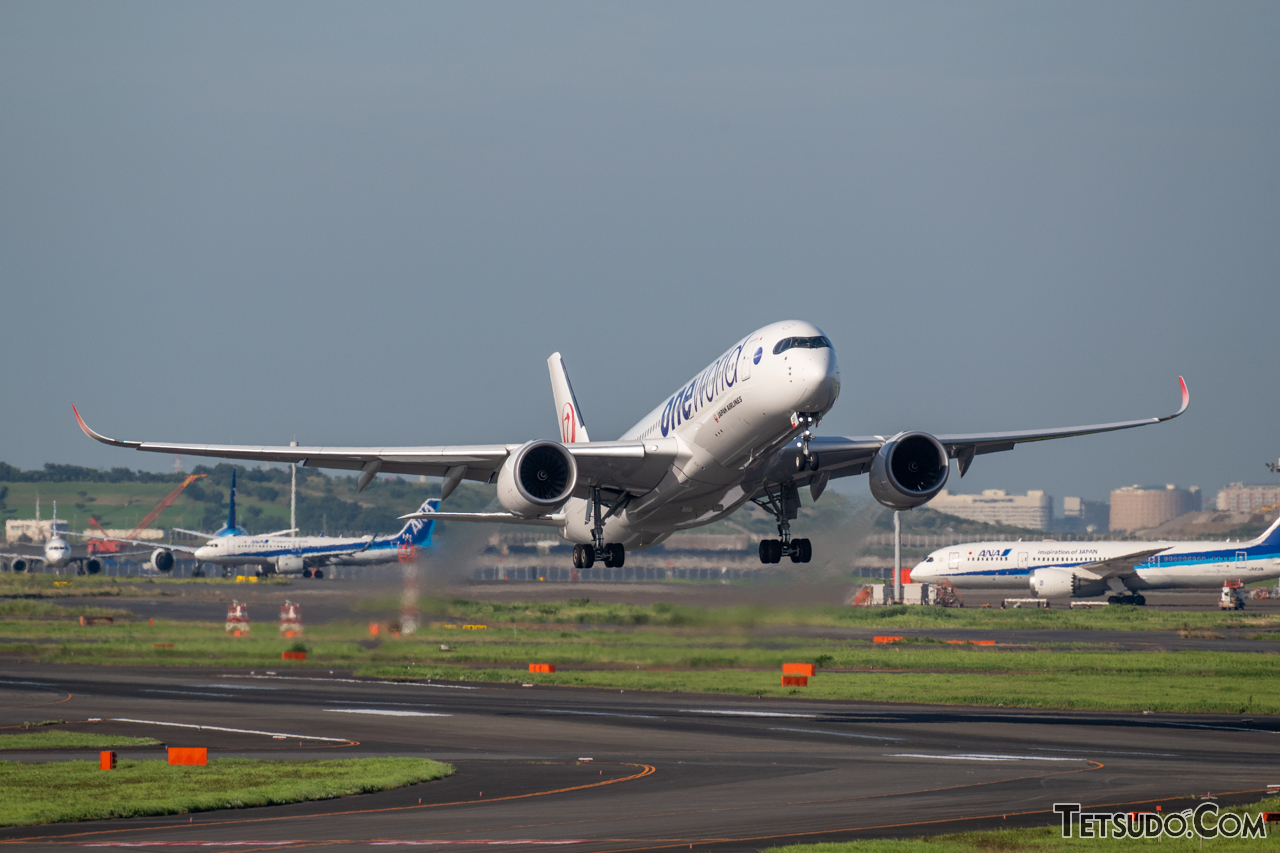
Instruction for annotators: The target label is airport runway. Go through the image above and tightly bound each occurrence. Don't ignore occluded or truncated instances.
[1,665,1278,851]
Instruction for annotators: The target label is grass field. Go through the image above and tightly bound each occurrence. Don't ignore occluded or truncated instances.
[0,756,453,826]
[0,730,162,750]
[764,797,1280,852]
[3,598,1280,712]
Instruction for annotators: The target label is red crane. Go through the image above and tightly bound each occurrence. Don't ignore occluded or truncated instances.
[88,473,207,554]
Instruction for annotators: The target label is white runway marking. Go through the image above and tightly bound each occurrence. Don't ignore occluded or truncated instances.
[142,689,235,698]
[220,675,478,690]
[325,709,451,717]
[111,718,349,742]
[541,709,658,719]
[770,726,902,741]
[0,679,56,687]
[682,710,817,718]
[887,752,1086,762]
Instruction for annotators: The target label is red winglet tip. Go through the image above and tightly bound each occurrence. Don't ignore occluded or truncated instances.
[72,404,89,434]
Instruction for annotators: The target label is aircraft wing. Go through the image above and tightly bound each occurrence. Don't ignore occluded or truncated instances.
[1070,547,1170,580]
[73,406,678,497]
[0,553,46,566]
[812,377,1188,481]
[400,511,566,527]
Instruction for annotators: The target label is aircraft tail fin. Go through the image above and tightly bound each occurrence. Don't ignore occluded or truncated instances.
[397,499,440,547]
[548,352,589,444]
[1248,513,1280,550]
[214,470,246,537]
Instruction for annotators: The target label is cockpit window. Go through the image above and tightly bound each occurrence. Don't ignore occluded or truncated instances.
[926,556,933,562]
[772,335,832,355]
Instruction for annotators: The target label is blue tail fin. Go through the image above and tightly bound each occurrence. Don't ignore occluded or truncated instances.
[1250,513,1280,549]
[214,470,246,537]
[396,499,439,547]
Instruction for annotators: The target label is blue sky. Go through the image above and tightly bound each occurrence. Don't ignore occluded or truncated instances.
[2,2,1277,505]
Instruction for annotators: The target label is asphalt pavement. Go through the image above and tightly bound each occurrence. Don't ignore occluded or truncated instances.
[1,664,1278,851]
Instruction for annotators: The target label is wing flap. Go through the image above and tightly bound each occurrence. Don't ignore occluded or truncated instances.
[1071,547,1169,580]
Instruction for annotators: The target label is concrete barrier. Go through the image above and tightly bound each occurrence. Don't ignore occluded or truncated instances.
[782,663,816,676]
[781,675,809,687]
[167,747,207,766]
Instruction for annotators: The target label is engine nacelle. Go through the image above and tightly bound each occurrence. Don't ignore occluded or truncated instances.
[11,559,27,573]
[868,432,950,510]
[86,559,102,575]
[1029,567,1105,599]
[151,549,175,573]
[497,440,577,518]
[276,555,305,574]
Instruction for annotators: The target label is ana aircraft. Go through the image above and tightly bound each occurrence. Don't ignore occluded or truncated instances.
[74,320,1188,569]
[910,516,1280,604]
[85,470,440,578]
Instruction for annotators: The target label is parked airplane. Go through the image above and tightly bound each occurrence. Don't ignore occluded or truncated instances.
[0,503,143,574]
[83,471,440,578]
[74,320,1188,569]
[910,516,1280,604]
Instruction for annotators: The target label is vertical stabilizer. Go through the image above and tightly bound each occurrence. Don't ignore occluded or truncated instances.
[397,499,440,546]
[548,352,589,444]
[1248,513,1280,550]
[215,470,246,537]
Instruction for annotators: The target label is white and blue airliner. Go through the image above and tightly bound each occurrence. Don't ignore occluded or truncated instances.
[87,469,439,579]
[910,516,1280,604]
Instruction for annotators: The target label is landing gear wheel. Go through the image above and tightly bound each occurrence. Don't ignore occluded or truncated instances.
[1133,594,1145,606]
[573,544,596,569]
[795,538,812,563]
[608,543,624,568]
[313,569,324,580]
[302,568,313,578]
[758,539,782,564]
[222,566,233,579]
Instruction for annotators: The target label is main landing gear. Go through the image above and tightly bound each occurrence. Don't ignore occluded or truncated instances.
[572,487,628,569]
[753,483,813,564]
[1107,593,1146,605]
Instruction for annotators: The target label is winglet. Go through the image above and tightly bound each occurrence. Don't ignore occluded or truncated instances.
[1160,377,1190,422]
[72,405,139,448]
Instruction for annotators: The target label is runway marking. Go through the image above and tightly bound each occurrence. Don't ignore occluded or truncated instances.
[541,710,658,719]
[142,690,236,698]
[769,727,902,741]
[1032,746,1177,757]
[111,718,351,743]
[681,710,816,718]
[886,752,1086,762]
[220,675,479,690]
[324,709,452,717]
[0,679,56,688]
[4,763,657,845]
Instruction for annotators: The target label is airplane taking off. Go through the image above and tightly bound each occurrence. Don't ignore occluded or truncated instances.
[74,320,1188,569]
[84,470,440,578]
[910,516,1280,604]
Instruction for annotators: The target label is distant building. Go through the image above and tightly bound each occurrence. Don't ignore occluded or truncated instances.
[927,489,1053,530]
[82,529,166,542]
[1109,484,1201,532]
[1061,497,1111,532]
[5,518,70,544]
[1216,483,1279,513]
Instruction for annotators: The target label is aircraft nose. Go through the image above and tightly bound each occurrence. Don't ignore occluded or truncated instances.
[796,349,840,411]
[193,546,212,560]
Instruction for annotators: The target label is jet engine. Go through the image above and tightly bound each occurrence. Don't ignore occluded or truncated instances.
[497,440,578,518]
[11,559,27,573]
[1029,568,1106,599]
[86,559,101,575]
[868,432,950,510]
[151,549,175,573]
[276,555,305,574]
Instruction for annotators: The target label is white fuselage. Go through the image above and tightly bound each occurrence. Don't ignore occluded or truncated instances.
[193,533,409,572]
[42,537,72,568]
[560,320,841,549]
[911,537,1280,593]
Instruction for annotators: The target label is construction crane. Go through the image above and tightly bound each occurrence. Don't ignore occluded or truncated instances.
[87,473,207,554]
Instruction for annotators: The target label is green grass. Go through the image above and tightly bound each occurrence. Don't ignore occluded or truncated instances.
[764,797,1280,851]
[0,756,453,826]
[0,731,161,750]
